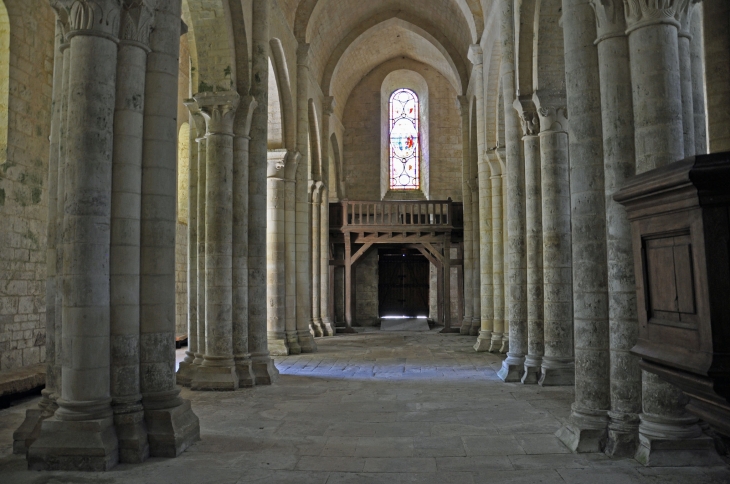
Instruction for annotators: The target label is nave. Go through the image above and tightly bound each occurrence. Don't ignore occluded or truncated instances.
[1,331,729,483]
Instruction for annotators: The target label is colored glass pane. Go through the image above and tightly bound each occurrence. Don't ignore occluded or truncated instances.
[389,89,420,190]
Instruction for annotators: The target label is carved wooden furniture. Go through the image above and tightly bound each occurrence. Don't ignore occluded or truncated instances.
[329,199,463,332]
[615,152,730,438]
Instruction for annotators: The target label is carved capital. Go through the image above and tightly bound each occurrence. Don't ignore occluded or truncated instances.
[267,149,288,178]
[183,99,207,142]
[119,0,154,47]
[323,97,336,116]
[590,0,627,41]
[194,91,240,137]
[312,180,325,203]
[675,0,699,36]
[513,98,539,137]
[67,0,122,41]
[532,92,568,134]
[468,44,483,66]
[624,0,682,31]
[297,43,310,67]
[284,149,301,180]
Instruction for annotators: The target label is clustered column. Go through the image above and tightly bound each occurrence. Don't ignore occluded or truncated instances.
[489,151,504,353]
[557,0,611,453]
[473,150,493,352]
[458,95,474,334]
[267,150,289,355]
[24,0,199,471]
[533,92,573,386]
[590,0,641,457]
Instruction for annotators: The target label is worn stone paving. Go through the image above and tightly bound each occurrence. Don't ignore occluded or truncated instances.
[1,330,729,483]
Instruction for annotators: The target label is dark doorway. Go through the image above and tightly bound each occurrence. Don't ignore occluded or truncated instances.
[378,248,430,317]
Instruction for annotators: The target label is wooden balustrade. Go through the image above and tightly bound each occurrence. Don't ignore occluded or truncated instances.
[330,199,462,230]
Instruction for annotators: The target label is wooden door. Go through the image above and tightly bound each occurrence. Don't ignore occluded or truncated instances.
[378,249,430,317]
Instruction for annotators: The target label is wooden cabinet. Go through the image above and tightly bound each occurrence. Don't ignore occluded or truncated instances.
[615,152,730,438]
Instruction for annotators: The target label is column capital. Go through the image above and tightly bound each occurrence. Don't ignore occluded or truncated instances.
[194,91,240,137]
[513,97,540,137]
[533,91,568,134]
[297,43,310,66]
[66,0,122,42]
[488,147,504,176]
[183,99,207,142]
[268,149,288,178]
[590,0,627,42]
[676,0,700,37]
[323,97,336,116]
[312,180,325,203]
[468,44,483,66]
[119,0,154,49]
[624,0,683,32]
[284,149,301,180]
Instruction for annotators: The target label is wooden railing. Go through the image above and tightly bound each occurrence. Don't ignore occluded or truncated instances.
[330,199,462,229]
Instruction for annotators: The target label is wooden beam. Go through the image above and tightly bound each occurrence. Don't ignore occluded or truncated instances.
[423,242,444,263]
[413,245,440,268]
[350,242,373,266]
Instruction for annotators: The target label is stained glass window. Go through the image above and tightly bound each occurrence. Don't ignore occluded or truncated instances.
[389,89,420,190]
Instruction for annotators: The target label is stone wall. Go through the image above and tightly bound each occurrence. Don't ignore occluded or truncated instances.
[354,250,379,326]
[0,0,55,372]
[343,57,463,201]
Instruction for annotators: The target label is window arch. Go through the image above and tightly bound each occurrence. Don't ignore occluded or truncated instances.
[389,88,420,190]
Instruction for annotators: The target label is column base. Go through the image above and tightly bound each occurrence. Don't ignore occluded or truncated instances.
[113,408,149,464]
[298,330,318,353]
[539,357,575,386]
[176,360,197,387]
[521,356,542,384]
[190,364,239,391]
[13,391,56,454]
[605,411,640,458]
[286,331,302,354]
[499,337,509,354]
[251,356,279,385]
[312,317,324,337]
[460,318,472,335]
[268,333,291,356]
[235,357,256,388]
[144,398,200,458]
[635,413,723,466]
[27,416,119,471]
[321,318,335,337]
[338,326,358,334]
[498,354,525,382]
[489,332,503,352]
[556,405,608,453]
[473,330,492,352]
[470,319,480,336]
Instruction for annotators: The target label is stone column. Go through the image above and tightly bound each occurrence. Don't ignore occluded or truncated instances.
[457,96,473,335]
[499,0,524,357]
[513,104,543,384]
[178,111,197,385]
[249,0,280,382]
[284,155,301,352]
[489,152,504,352]
[267,150,289,355]
[471,183,481,335]
[233,96,257,387]
[557,0,611,452]
[473,150,493,352]
[626,0,714,466]
[320,98,335,337]
[191,91,240,391]
[109,1,153,463]
[183,100,206,373]
[311,182,324,337]
[28,0,121,471]
[590,0,642,457]
[677,0,696,157]
[295,43,317,352]
[689,2,707,155]
[533,93,573,387]
[702,0,730,152]
[138,0,199,457]
[14,12,66,455]
[320,184,334,335]
[501,169,509,354]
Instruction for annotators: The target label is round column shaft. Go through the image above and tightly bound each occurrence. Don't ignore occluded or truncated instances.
[689,3,707,155]
[191,91,240,391]
[474,152,493,352]
[320,184,334,336]
[267,150,290,356]
[591,0,642,457]
[471,185,481,335]
[489,163,504,353]
[678,2,695,158]
[534,93,573,387]
[311,182,324,337]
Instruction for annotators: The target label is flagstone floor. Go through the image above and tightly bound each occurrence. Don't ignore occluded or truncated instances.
[1,329,729,483]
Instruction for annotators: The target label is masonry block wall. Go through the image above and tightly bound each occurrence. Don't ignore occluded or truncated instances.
[0,0,54,372]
